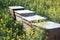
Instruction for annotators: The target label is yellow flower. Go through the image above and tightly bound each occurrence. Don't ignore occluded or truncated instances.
[0,28,3,30]
[3,37,6,40]
[11,38,15,40]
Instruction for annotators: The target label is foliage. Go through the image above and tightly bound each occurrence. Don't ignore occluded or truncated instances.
[0,8,25,40]
[23,25,46,40]
[0,0,22,7]
[0,0,60,40]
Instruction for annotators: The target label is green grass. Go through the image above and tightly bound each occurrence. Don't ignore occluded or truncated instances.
[0,36,3,40]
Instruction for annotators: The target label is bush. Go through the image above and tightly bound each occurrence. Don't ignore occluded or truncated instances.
[0,8,25,40]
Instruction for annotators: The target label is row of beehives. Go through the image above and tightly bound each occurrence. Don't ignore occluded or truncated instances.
[9,6,60,40]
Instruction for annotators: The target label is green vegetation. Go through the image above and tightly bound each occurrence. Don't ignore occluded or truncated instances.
[0,8,25,40]
[20,0,60,23]
[0,0,60,40]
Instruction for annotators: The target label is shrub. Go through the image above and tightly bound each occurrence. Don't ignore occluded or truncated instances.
[0,8,25,40]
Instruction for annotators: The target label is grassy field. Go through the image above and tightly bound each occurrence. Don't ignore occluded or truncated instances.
[0,0,60,40]
[0,36,3,40]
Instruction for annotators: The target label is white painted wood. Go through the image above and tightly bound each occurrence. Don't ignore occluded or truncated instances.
[14,10,35,14]
[16,16,22,23]
[9,6,24,9]
[32,21,60,29]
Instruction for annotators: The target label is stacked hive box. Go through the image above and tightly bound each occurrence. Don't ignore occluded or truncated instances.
[32,21,60,40]
[9,6,24,20]
[22,15,46,33]
[14,10,35,23]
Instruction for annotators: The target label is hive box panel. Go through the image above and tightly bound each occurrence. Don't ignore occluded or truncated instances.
[22,20,33,34]
[15,10,35,23]
[15,13,23,23]
[32,21,60,40]
[23,22,32,34]
[45,29,60,40]
[9,6,24,20]
[16,16,22,23]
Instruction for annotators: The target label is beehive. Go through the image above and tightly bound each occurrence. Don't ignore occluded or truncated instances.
[32,21,60,40]
[22,15,46,28]
[14,10,35,23]
[9,6,24,20]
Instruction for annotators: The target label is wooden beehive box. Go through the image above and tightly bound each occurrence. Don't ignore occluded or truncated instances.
[32,21,60,40]
[22,15,46,29]
[9,6,24,20]
[14,10,35,23]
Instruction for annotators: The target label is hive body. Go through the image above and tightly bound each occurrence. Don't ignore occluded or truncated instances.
[9,6,24,20]
[32,21,60,40]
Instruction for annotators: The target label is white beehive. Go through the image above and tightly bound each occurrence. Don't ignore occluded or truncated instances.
[14,10,35,23]
[22,15,46,28]
[32,21,60,40]
[9,6,24,20]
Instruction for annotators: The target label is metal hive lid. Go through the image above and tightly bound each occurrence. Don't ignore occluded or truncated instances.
[9,6,24,9]
[14,10,35,14]
[23,15,46,21]
[32,21,60,30]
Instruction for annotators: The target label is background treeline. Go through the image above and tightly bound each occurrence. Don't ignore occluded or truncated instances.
[0,0,60,23]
